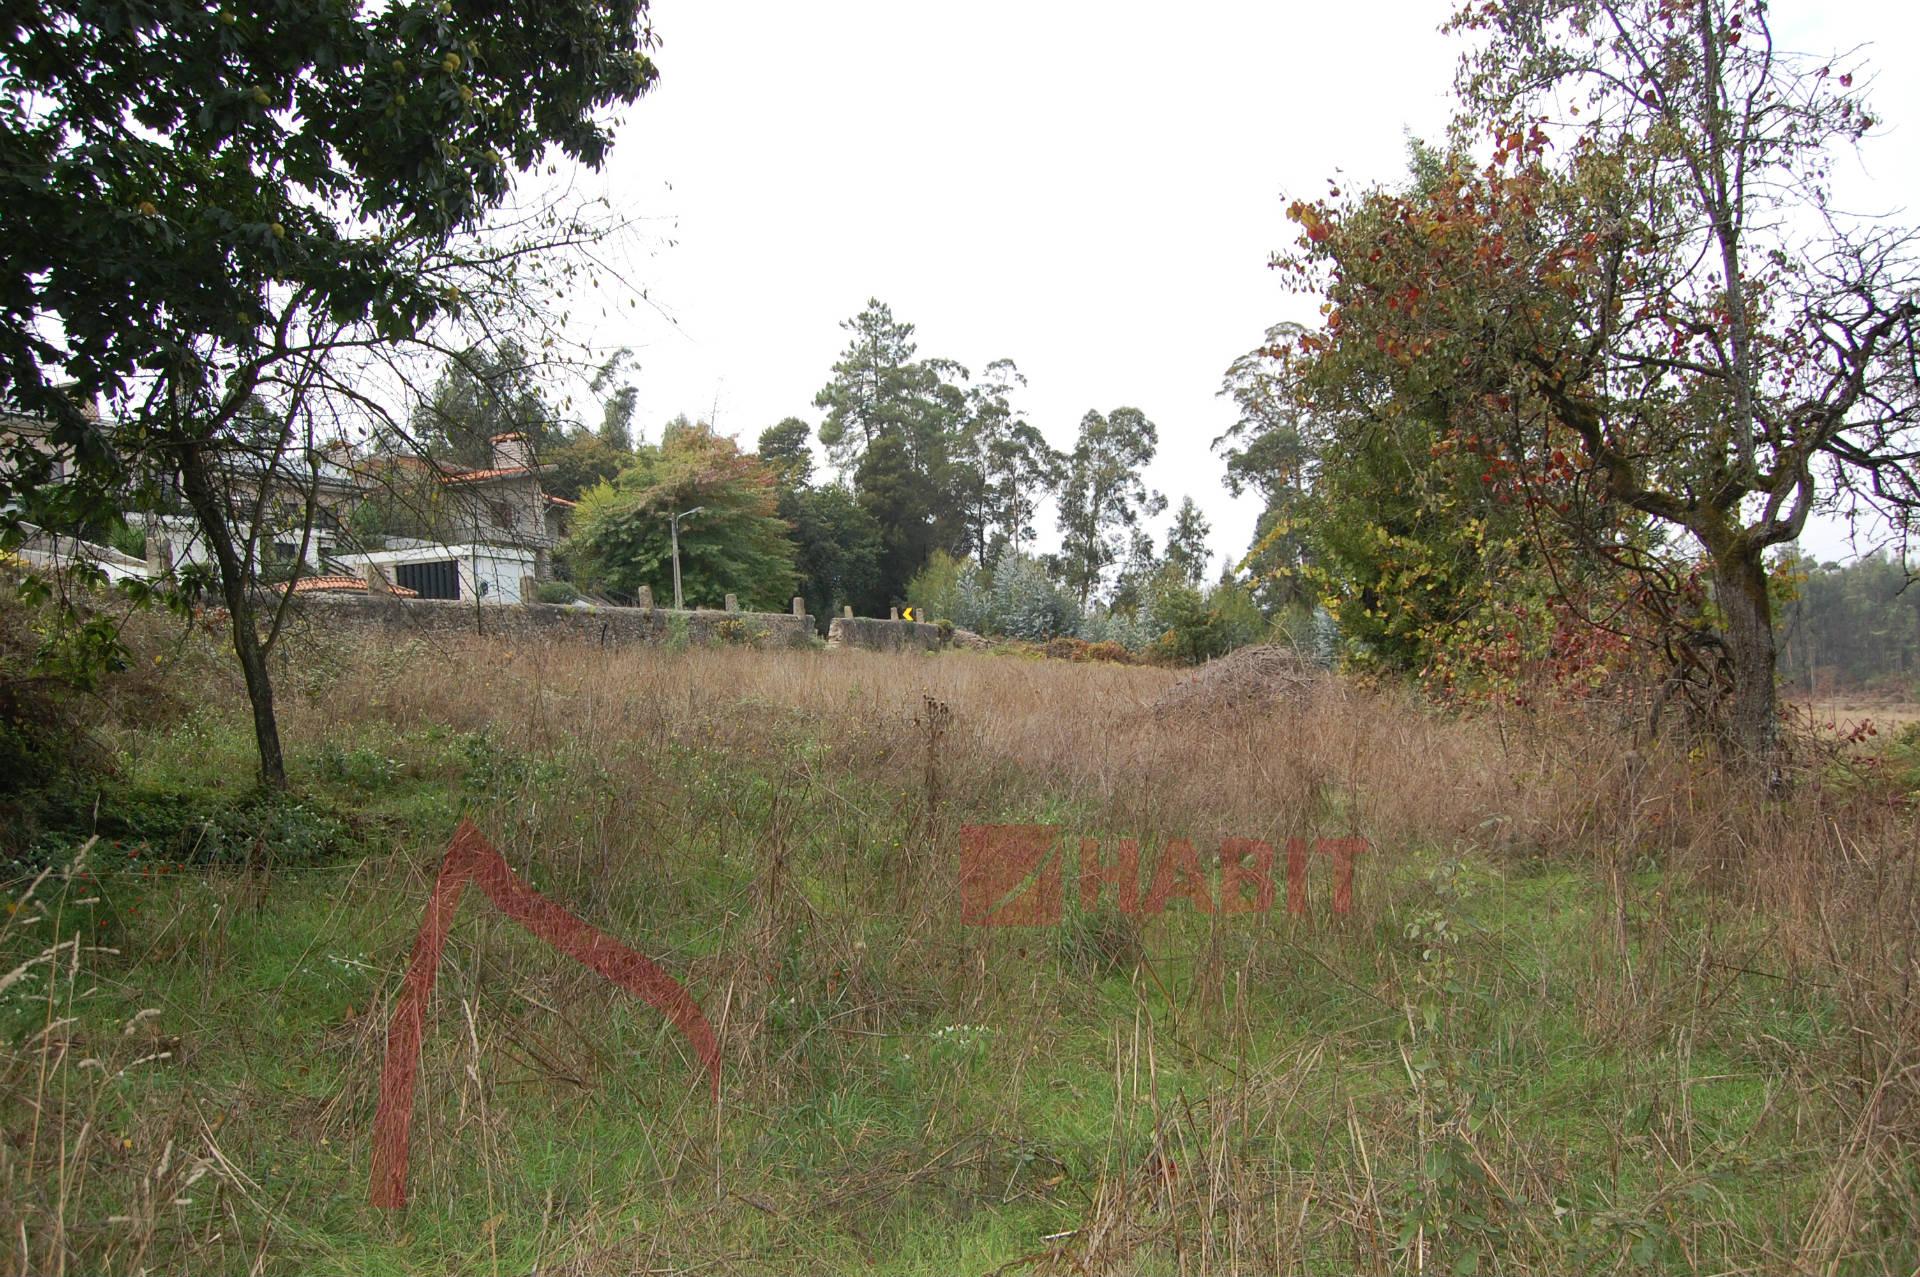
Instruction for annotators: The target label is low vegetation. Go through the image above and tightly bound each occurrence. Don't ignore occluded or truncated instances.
[2,603,1916,1275]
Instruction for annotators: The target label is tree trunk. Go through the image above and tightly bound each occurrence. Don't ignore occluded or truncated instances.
[1711,540,1779,762]
[175,437,288,790]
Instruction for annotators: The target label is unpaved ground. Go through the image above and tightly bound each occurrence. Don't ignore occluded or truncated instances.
[1791,698,1920,733]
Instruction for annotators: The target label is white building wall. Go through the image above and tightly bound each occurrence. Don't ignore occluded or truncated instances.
[336,543,537,604]
[136,512,341,574]
[460,546,536,604]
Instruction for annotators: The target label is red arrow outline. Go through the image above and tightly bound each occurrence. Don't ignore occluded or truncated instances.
[369,820,721,1209]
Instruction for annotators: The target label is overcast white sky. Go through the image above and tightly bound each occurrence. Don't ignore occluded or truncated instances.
[564,1,1920,573]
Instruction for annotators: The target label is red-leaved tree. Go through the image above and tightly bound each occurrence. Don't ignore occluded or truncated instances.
[1280,0,1919,757]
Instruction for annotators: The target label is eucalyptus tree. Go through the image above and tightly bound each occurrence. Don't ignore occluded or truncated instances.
[1164,497,1213,589]
[1057,407,1166,607]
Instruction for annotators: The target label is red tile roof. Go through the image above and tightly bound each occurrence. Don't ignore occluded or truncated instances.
[276,574,420,597]
[544,494,577,508]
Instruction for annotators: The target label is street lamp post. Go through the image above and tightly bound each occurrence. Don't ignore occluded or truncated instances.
[668,505,704,610]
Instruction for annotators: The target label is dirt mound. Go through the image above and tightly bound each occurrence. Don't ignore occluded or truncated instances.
[1150,644,1327,716]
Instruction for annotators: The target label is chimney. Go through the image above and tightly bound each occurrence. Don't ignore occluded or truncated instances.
[489,432,533,471]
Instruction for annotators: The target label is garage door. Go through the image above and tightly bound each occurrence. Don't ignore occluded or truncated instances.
[394,560,460,600]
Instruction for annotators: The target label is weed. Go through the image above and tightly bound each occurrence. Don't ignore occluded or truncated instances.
[0,632,1913,1274]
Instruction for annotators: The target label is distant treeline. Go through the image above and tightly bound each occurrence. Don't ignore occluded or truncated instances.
[1776,552,1919,695]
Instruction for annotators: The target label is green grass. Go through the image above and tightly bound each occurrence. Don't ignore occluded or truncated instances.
[0,683,1906,1276]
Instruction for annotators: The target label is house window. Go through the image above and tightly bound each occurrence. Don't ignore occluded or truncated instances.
[491,501,517,533]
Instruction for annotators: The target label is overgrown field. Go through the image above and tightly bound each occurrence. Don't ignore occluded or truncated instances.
[2,621,1918,1275]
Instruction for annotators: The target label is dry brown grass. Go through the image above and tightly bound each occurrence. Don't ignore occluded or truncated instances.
[1,625,1916,1274]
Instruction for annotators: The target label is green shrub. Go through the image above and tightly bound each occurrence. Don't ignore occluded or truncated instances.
[5,784,369,880]
[104,519,148,561]
[906,550,966,624]
[1147,579,1267,665]
[534,580,582,605]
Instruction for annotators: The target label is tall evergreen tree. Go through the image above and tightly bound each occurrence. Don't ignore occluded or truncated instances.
[814,300,935,472]
[1107,527,1161,617]
[953,359,1064,565]
[1164,497,1212,588]
[756,417,815,489]
[598,387,638,452]
[591,349,639,452]
[1217,324,1318,611]
[812,300,970,602]
[852,432,935,607]
[1057,407,1166,607]
[755,416,882,623]
[790,484,884,623]
[410,340,562,468]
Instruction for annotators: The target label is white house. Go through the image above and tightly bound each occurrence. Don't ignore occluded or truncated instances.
[434,432,573,579]
[334,541,541,604]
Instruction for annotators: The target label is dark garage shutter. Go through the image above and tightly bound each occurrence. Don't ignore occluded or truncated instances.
[395,560,460,600]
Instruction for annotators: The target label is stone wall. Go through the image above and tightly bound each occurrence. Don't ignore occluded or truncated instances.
[282,592,816,649]
[826,616,948,653]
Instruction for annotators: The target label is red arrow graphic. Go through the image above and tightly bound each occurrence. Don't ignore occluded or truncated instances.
[369,819,721,1209]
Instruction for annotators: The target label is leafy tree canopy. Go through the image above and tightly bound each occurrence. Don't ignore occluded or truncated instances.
[757,417,815,490]
[543,431,627,503]
[1,0,655,472]
[566,424,795,611]
[0,0,658,787]
[788,482,883,623]
[1274,0,1919,749]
